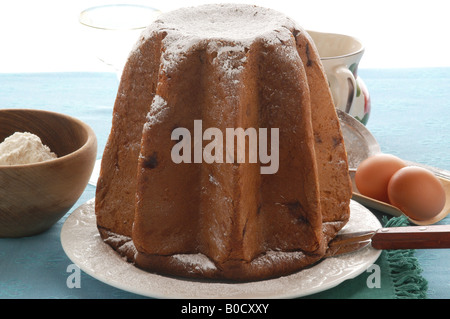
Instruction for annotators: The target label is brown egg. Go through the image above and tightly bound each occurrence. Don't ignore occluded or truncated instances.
[388,166,446,221]
[355,154,406,203]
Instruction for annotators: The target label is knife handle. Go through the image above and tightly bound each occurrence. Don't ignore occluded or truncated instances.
[371,224,450,250]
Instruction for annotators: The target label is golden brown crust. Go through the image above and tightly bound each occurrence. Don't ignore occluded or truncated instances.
[295,30,352,231]
[95,31,166,237]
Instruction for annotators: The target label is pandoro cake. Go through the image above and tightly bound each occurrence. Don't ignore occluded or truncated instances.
[95,3,352,281]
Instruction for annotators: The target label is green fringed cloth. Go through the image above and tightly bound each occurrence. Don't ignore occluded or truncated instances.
[303,215,428,299]
[381,215,428,299]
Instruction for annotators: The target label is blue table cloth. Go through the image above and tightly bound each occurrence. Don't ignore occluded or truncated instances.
[0,69,449,299]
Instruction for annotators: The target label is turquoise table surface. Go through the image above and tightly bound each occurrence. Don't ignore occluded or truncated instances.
[0,69,449,299]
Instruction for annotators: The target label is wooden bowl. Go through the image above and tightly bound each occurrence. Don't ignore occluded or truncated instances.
[0,109,97,237]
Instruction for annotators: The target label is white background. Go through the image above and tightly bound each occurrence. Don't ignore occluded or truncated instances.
[1,0,449,73]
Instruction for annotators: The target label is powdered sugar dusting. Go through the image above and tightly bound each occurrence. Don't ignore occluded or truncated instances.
[144,95,168,128]
[135,4,301,74]
[150,4,296,43]
[160,35,203,72]
[148,95,167,115]
[251,250,306,268]
[172,253,217,271]
[215,44,248,78]
[208,174,219,186]
[103,231,131,246]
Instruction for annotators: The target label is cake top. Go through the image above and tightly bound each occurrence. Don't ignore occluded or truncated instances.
[136,3,300,48]
[133,4,302,73]
[152,4,296,41]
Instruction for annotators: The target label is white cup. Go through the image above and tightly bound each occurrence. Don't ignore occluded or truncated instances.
[308,30,371,124]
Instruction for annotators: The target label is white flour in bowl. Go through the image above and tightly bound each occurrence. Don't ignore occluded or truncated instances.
[0,132,57,165]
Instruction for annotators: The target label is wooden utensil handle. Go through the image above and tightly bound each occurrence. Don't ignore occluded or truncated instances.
[371,225,450,250]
